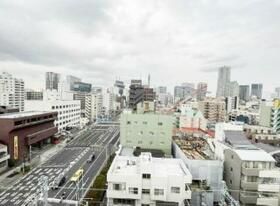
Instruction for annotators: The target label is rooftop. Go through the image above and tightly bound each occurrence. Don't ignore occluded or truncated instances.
[110,153,191,177]
[0,111,54,119]
[235,148,276,162]
[173,136,214,160]
[224,130,252,148]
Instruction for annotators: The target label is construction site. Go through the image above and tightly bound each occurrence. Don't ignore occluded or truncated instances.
[173,135,214,160]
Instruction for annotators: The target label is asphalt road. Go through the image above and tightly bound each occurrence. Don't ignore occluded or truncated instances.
[0,123,119,206]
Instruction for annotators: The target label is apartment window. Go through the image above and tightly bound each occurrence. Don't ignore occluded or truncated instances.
[154,189,164,196]
[171,187,180,194]
[142,174,151,179]
[231,155,234,159]
[230,167,233,172]
[128,187,138,194]
[143,121,148,125]
[52,106,55,109]
[142,189,150,194]
[185,184,190,191]
[230,180,232,184]
[127,121,131,125]
[113,184,122,191]
[158,122,163,126]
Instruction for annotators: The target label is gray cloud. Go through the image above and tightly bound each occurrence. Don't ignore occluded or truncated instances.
[0,0,279,93]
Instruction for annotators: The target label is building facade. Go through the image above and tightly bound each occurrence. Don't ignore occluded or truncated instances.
[230,81,239,97]
[216,66,231,98]
[25,100,81,131]
[196,82,207,101]
[0,144,10,173]
[224,148,280,206]
[0,111,58,164]
[251,83,263,99]
[0,72,25,112]
[239,85,250,102]
[85,92,103,122]
[45,72,60,90]
[107,153,192,206]
[198,98,226,123]
[25,90,43,100]
[120,111,174,155]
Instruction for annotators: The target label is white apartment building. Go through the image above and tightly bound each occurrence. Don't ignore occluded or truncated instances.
[224,148,280,206]
[0,144,10,173]
[107,153,192,206]
[85,92,103,121]
[0,72,25,112]
[25,100,81,131]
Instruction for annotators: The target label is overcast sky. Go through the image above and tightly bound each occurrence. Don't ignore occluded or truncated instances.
[0,0,279,95]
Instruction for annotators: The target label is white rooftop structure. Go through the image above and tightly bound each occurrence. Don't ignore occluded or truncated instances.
[107,153,192,206]
[234,148,276,162]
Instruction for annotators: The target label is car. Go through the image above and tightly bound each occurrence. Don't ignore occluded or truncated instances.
[51,176,67,190]
[70,169,84,183]
[87,153,95,163]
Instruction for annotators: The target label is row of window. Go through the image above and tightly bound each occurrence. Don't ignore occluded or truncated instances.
[58,110,80,114]
[51,104,79,110]
[113,184,181,195]
[126,140,166,145]
[127,121,163,126]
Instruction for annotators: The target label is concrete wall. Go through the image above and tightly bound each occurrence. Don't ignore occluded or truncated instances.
[172,142,224,204]
[120,113,174,155]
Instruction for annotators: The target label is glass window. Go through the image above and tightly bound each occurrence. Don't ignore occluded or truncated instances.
[142,174,151,179]
[142,189,150,194]
[154,189,164,196]
[171,187,180,194]
[129,187,138,194]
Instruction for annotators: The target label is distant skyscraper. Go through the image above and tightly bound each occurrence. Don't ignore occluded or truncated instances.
[45,72,60,90]
[275,87,280,98]
[196,82,207,101]
[239,85,250,102]
[230,81,239,97]
[216,66,231,97]
[66,75,81,91]
[251,83,263,99]
[174,83,195,101]
[148,74,151,88]
[156,86,167,94]
[0,72,25,112]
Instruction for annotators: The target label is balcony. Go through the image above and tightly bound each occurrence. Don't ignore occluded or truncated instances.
[257,194,279,206]
[241,166,260,176]
[258,183,280,193]
[259,169,280,178]
[240,192,258,205]
[241,180,258,190]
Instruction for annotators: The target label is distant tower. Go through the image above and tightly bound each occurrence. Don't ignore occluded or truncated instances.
[216,66,231,97]
[148,74,151,88]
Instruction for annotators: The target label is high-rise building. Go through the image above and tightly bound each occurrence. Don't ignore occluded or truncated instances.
[174,83,195,101]
[225,96,239,113]
[196,82,208,101]
[156,86,167,94]
[275,87,280,98]
[129,80,144,110]
[216,66,231,97]
[260,99,280,134]
[230,81,239,97]
[239,85,250,102]
[0,72,25,112]
[45,72,60,90]
[85,92,103,121]
[198,98,226,123]
[251,83,263,99]
[66,75,81,91]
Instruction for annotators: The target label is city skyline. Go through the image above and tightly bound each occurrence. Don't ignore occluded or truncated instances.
[0,0,279,95]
